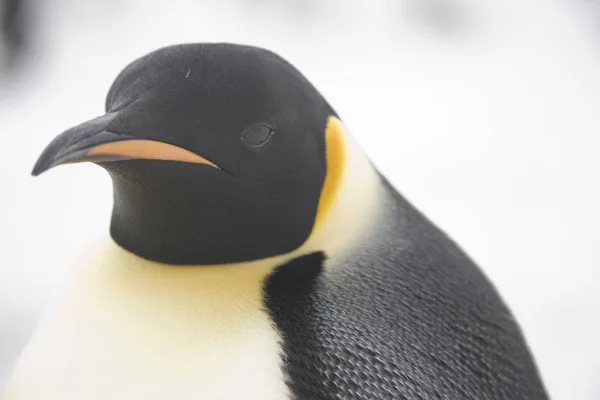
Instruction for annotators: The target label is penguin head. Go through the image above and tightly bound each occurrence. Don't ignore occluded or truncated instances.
[32,43,344,265]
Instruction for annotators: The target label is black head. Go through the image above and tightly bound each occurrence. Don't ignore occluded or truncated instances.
[32,43,339,265]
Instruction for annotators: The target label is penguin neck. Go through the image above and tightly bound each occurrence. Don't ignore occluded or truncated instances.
[84,241,285,315]
[105,169,315,265]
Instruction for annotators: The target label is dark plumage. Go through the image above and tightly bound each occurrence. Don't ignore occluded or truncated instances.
[266,177,547,399]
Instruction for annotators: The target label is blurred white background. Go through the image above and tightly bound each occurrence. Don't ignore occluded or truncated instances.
[0,0,599,398]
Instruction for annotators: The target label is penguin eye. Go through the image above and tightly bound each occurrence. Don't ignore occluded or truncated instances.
[241,124,274,148]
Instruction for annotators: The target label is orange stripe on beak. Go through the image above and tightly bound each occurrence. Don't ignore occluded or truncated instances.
[87,140,218,167]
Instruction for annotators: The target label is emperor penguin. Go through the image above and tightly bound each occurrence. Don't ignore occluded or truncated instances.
[3,43,548,400]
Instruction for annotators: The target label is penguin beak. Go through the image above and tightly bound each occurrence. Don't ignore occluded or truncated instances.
[32,113,218,176]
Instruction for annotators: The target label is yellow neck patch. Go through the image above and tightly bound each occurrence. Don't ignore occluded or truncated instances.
[308,116,347,238]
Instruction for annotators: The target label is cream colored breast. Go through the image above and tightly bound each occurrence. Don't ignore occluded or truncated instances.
[3,242,293,400]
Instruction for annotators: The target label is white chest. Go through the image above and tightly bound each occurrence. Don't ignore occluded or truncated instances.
[3,242,291,400]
